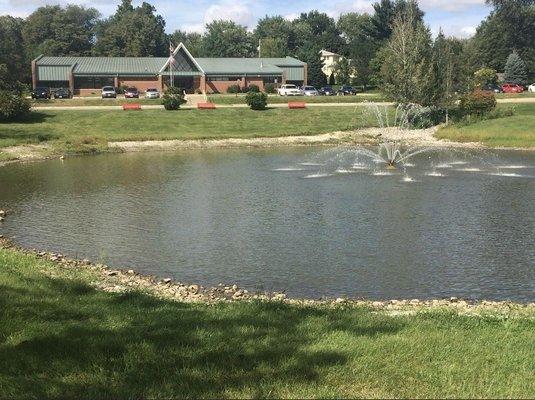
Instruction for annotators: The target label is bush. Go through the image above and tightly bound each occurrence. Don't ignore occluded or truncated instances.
[406,105,446,128]
[459,90,496,116]
[473,68,497,88]
[161,87,186,110]
[226,85,241,94]
[245,91,268,110]
[0,90,31,122]
[116,85,128,95]
[264,83,277,94]
[246,84,260,93]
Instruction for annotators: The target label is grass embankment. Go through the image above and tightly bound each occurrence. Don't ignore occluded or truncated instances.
[208,93,385,104]
[30,98,162,107]
[437,103,535,147]
[0,246,534,398]
[0,107,371,157]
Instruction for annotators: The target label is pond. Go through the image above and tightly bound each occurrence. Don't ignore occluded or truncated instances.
[1,146,534,301]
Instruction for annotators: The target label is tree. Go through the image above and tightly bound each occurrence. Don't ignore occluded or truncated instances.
[337,13,377,89]
[22,5,100,58]
[259,37,287,57]
[94,0,167,57]
[504,52,528,85]
[202,20,255,57]
[333,57,355,85]
[370,0,424,42]
[380,1,432,104]
[306,52,327,87]
[0,16,26,83]
[474,67,498,87]
[472,1,534,75]
[296,11,344,53]
[169,30,205,57]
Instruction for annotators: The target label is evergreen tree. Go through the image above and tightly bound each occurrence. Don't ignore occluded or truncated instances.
[306,53,327,87]
[380,1,432,104]
[504,52,528,85]
[202,20,255,57]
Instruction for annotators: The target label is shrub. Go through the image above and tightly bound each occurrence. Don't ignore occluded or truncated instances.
[245,91,268,110]
[264,83,276,94]
[116,85,128,95]
[161,87,186,110]
[459,90,496,116]
[226,84,241,94]
[0,90,31,122]
[406,105,446,128]
[246,84,260,93]
[473,68,497,88]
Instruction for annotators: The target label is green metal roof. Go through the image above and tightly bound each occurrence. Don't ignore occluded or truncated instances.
[36,55,305,78]
[37,56,168,76]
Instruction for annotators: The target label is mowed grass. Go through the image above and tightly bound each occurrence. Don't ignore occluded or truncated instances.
[0,107,371,150]
[208,93,386,104]
[437,103,535,147]
[0,247,534,399]
[30,98,163,107]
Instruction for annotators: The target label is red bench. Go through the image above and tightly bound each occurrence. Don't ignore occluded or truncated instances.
[122,103,141,110]
[197,102,216,109]
[288,102,306,109]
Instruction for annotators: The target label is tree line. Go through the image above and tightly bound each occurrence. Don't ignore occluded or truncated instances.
[0,0,533,90]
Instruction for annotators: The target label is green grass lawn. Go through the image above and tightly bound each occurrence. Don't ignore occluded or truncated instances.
[208,93,386,104]
[437,103,535,147]
[0,246,533,398]
[30,98,163,107]
[0,107,372,152]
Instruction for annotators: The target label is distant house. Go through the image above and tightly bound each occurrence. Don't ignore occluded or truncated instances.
[320,49,341,80]
[32,43,307,95]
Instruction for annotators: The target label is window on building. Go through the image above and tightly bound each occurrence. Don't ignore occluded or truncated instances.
[206,76,242,82]
[75,77,115,89]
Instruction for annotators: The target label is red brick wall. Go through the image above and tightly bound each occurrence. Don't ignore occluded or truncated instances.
[203,77,267,94]
[117,77,160,92]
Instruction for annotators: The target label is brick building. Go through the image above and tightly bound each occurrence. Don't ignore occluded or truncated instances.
[32,43,307,95]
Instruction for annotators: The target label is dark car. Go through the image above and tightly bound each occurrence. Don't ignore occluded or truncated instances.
[31,87,51,99]
[337,85,358,96]
[124,87,139,98]
[53,88,71,99]
[482,84,503,93]
[319,86,336,96]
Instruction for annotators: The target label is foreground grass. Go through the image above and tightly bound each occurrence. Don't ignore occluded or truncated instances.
[0,247,534,398]
[208,93,386,104]
[437,103,535,147]
[0,107,371,152]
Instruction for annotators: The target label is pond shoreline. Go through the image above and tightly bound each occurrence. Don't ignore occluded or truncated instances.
[1,127,535,168]
[1,236,533,317]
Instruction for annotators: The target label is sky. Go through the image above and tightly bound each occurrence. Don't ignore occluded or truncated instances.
[0,0,492,39]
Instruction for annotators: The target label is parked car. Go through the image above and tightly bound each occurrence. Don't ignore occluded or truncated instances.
[101,86,117,99]
[302,86,319,96]
[53,88,71,99]
[145,88,160,99]
[277,84,303,96]
[337,85,358,96]
[482,84,503,93]
[124,87,139,98]
[502,83,524,93]
[31,87,51,99]
[528,83,535,93]
[318,86,336,96]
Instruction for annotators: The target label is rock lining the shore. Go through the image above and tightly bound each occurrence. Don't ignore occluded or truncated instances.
[0,237,533,317]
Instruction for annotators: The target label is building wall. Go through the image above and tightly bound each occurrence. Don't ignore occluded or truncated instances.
[201,77,274,94]
[117,76,160,92]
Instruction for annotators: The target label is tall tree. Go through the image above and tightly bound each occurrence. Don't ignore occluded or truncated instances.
[472,0,534,75]
[22,5,100,58]
[337,13,377,89]
[169,30,205,56]
[202,20,255,57]
[380,1,432,104]
[254,16,295,56]
[504,52,528,85]
[296,11,344,53]
[94,0,167,57]
[0,16,26,82]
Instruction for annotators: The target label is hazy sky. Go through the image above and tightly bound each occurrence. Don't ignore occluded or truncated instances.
[0,0,491,38]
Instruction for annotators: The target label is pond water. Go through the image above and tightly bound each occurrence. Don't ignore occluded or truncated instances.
[1,146,534,301]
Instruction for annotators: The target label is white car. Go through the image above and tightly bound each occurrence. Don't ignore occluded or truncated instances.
[101,86,116,99]
[145,88,160,99]
[528,83,535,93]
[277,84,303,96]
[302,86,319,96]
